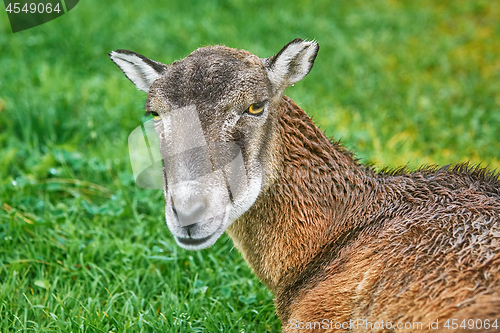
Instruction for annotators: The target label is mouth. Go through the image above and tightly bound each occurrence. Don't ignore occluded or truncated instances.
[172,213,228,250]
[176,234,214,247]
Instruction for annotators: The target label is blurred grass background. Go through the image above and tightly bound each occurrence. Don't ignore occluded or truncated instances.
[0,0,499,331]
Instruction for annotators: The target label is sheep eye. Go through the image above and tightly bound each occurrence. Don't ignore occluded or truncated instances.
[145,111,161,120]
[246,101,267,115]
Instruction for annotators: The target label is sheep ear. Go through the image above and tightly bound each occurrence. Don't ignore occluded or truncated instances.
[264,38,319,93]
[109,50,167,93]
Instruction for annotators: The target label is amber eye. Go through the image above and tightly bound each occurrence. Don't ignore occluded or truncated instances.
[151,111,161,120]
[145,111,161,120]
[246,101,266,115]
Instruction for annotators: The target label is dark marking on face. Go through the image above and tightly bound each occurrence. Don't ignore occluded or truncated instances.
[149,47,268,109]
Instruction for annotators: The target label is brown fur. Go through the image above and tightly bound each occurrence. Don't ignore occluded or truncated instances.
[227,96,500,332]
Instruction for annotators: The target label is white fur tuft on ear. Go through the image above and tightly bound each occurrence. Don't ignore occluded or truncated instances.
[264,38,319,93]
[109,50,167,93]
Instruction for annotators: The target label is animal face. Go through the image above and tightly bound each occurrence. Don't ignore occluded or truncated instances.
[110,39,318,249]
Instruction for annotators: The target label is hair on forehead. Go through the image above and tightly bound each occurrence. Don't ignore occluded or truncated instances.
[147,46,268,108]
[186,45,262,65]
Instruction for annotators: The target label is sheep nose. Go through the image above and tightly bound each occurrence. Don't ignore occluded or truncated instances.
[172,197,207,227]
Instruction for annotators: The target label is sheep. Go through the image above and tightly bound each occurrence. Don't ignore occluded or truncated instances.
[110,38,500,332]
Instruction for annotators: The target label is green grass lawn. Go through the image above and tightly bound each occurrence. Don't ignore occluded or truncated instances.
[1,0,499,331]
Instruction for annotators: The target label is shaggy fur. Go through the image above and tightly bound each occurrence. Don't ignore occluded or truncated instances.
[227,96,500,332]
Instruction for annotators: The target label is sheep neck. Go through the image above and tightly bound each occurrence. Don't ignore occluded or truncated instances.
[227,96,379,308]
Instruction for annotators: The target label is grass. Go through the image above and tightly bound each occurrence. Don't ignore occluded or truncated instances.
[0,0,499,331]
